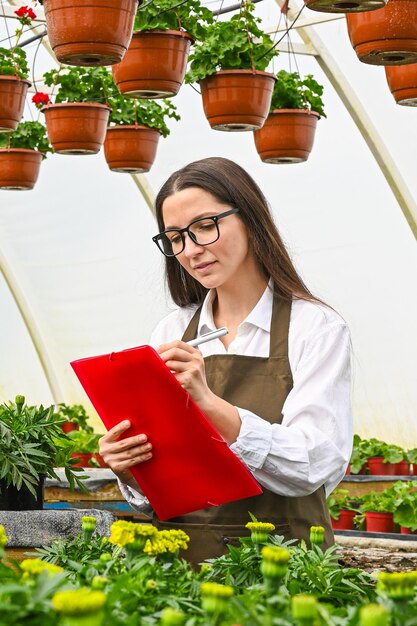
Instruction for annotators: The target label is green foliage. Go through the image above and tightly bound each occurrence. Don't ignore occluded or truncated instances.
[350,436,407,472]
[269,70,326,117]
[360,483,399,514]
[0,47,29,79]
[327,489,361,521]
[107,93,180,137]
[55,403,92,432]
[391,481,417,532]
[65,430,101,454]
[0,121,52,156]
[0,395,87,497]
[186,3,278,83]
[43,66,111,104]
[134,0,213,41]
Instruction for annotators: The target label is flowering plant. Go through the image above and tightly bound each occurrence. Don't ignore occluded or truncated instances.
[32,92,52,109]
[0,5,37,79]
[0,120,52,156]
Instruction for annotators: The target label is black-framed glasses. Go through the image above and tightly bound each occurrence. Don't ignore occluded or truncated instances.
[152,208,240,257]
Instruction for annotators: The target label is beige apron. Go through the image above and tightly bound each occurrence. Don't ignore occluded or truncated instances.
[155,294,334,566]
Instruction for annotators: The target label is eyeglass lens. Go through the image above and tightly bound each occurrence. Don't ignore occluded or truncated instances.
[159,217,219,256]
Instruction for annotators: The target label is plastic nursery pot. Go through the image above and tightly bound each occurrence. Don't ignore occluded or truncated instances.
[199,69,276,132]
[70,452,94,467]
[346,0,417,66]
[43,0,138,66]
[400,526,417,535]
[365,511,394,533]
[367,457,409,476]
[112,30,193,98]
[385,63,417,106]
[331,509,357,530]
[0,476,45,511]
[253,109,320,164]
[0,76,31,132]
[61,421,79,433]
[345,464,351,476]
[103,125,161,173]
[42,103,111,155]
[0,149,43,190]
[304,0,385,14]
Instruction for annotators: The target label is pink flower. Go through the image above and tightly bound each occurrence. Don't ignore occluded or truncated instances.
[32,92,51,109]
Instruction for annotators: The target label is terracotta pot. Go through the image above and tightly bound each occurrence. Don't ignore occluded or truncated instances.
[43,0,138,66]
[61,421,79,433]
[346,0,417,65]
[367,457,409,476]
[331,509,356,530]
[112,30,193,98]
[400,526,417,535]
[385,63,417,106]
[0,476,45,511]
[253,109,320,164]
[0,76,31,132]
[199,70,276,131]
[0,149,43,190]
[70,452,94,467]
[365,511,394,533]
[304,0,385,14]
[104,125,161,173]
[42,102,111,154]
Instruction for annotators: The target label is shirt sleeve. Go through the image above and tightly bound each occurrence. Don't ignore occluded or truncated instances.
[117,479,154,515]
[229,322,353,497]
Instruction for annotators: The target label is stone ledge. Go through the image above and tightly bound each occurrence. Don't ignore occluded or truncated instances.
[0,509,116,547]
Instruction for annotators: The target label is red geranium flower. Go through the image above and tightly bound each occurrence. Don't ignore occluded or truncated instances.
[32,92,51,109]
[15,5,37,21]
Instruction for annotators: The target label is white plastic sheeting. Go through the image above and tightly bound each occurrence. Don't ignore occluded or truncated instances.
[0,3,416,446]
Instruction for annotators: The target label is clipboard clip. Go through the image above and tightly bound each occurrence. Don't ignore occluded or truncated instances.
[207,501,219,506]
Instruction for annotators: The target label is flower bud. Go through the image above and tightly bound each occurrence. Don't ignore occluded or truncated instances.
[91,576,108,590]
[99,553,112,563]
[200,582,234,615]
[377,571,417,600]
[52,588,106,626]
[260,546,291,580]
[146,579,158,590]
[292,595,318,624]
[245,521,275,544]
[82,516,97,533]
[160,607,186,626]
[359,604,389,626]
[0,525,7,547]
[309,526,325,546]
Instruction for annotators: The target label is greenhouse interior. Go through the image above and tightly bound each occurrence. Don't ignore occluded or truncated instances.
[1,0,417,623]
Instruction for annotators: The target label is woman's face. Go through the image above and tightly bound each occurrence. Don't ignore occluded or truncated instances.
[161,187,254,291]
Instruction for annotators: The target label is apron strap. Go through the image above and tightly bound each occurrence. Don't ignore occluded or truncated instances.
[181,306,202,342]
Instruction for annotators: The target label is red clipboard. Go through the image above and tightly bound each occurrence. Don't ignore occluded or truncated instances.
[70,345,262,520]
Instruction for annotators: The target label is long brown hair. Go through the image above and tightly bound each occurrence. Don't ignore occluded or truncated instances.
[155,157,318,308]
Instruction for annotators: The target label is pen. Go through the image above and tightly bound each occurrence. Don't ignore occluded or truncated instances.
[187,327,228,348]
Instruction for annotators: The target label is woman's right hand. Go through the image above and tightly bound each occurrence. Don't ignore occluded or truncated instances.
[99,420,152,490]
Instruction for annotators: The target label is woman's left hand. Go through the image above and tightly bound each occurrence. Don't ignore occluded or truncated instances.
[156,340,214,411]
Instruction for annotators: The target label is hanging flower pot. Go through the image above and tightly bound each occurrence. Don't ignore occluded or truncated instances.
[304,0,385,14]
[385,63,417,106]
[253,109,320,163]
[331,510,357,530]
[42,103,111,155]
[0,76,31,132]
[0,149,43,190]
[112,30,193,98]
[199,70,276,132]
[365,511,394,533]
[346,0,417,65]
[104,125,161,173]
[43,0,138,66]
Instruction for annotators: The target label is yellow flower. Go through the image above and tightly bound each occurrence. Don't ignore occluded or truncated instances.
[52,588,106,615]
[143,529,190,556]
[20,558,63,578]
[0,525,7,547]
[108,521,157,549]
[246,521,276,543]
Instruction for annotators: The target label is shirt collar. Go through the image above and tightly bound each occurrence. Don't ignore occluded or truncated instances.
[198,279,273,335]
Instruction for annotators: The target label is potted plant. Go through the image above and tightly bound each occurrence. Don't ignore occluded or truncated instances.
[104,88,180,172]
[392,481,417,534]
[185,3,278,131]
[346,0,417,66]
[42,0,138,66]
[65,430,103,467]
[113,0,213,98]
[54,403,92,434]
[0,395,87,510]
[39,66,111,154]
[348,434,369,474]
[406,448,417,476]
[362,438,409,476]
[385,63,417,106]
[0,6,35,132]
[303,0,386,15]
[253,70,325,163]
[327,489,360,530]
[360,485,397,533]
[0,120,52,190]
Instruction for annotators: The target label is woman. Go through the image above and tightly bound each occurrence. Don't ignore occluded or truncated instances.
[100,157,353,565]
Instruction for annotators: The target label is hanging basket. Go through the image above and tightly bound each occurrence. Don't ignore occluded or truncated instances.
[0,76,31,132]
[43,0,138,66]
[112,30,193,98]
[304,0,385,14]
[385,63,417,106]
[253,109,320,164]
[346,0,417,65]
[0,148,43,190]
[199,69,276,132]
[42,102,111,155]
[104,125,161,173]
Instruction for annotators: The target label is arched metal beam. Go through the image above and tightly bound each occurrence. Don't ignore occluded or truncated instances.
[274,0,417,240]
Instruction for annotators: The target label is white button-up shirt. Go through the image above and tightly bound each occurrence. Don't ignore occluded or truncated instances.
[119,284,353,512]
